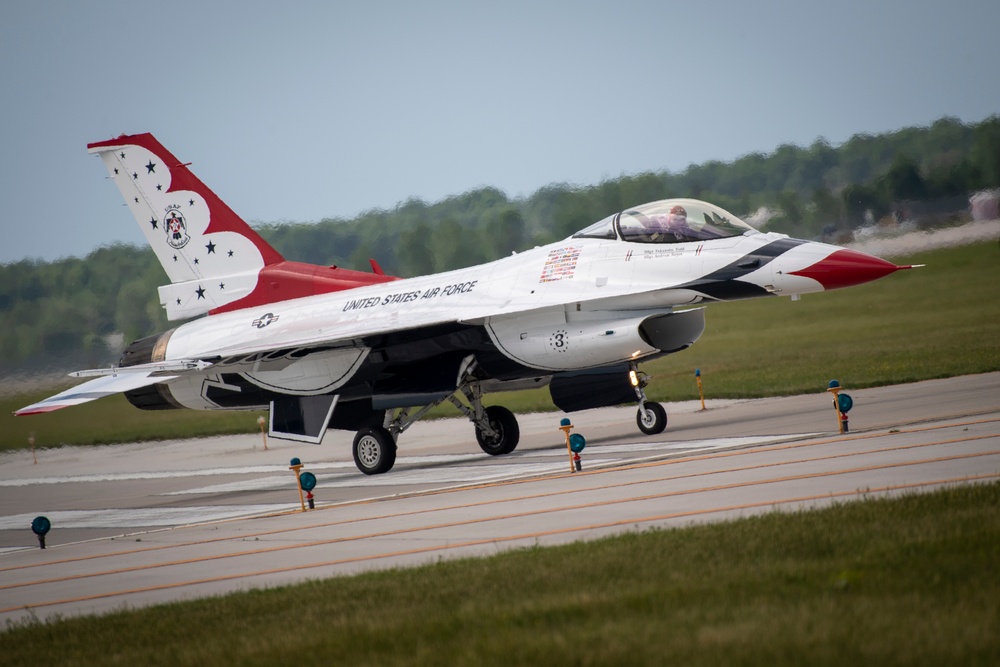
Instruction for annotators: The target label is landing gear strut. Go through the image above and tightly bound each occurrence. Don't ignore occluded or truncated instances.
[630,362,667,435]
[449,381,520,456]
[349,360,520,474]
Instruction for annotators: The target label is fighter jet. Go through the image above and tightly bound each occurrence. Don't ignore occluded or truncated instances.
[16,133,914,474]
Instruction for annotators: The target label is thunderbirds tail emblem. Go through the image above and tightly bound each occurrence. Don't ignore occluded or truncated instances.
[164,205,190,249]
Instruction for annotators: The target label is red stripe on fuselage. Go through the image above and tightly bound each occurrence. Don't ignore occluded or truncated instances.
[209,260,400,314]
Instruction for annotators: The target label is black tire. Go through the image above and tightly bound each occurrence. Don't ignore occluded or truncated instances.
[475,405,520,456]
[352,426,397,475]
[636,402,667,435]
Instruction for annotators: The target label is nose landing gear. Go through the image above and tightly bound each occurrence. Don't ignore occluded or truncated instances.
[630,362,667,435]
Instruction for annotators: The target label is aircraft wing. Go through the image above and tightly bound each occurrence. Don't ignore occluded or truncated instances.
[15,372,178,416]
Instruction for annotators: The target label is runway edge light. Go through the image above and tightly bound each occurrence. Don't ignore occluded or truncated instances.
[31,515,51,549]
[558,419,577,473]
[289,458,307,511]
[695,368,706,411]
[300,471,317,509]
[827,380,853,433]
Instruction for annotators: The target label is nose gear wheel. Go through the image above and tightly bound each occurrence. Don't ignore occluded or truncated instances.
[636,402,667,435]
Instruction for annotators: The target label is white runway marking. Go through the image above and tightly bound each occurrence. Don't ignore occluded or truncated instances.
[0,505,290,531]
[165,461,588,495]
[163,435,808,495]
[519,434,818,456]
[0,463,358,487]
[1,435,812,496]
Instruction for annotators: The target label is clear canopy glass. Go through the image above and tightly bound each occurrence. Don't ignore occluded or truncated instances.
[573,199,755,244]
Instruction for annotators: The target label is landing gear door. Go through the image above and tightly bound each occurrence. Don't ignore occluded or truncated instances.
[269,394,338,444]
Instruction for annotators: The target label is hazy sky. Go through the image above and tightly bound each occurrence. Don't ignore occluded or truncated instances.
[2,1,998,264]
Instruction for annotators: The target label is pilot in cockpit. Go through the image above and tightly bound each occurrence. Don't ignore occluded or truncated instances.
[636,204,694,242]
[663,204,693,240]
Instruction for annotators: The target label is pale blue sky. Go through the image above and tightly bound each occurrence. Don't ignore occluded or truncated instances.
[2,0,998,263]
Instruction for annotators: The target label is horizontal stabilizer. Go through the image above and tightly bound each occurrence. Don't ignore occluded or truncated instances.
[15,372,177,416]
[158,272,262,320]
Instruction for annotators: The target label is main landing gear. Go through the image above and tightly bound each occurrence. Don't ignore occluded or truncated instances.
[352,426,397,475]
[472,404,520,456]
[350,370,521,475]
[630,362,667,435]
[349,361,662,475]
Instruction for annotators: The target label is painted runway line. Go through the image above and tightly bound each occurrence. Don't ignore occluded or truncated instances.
[0,505,291,531]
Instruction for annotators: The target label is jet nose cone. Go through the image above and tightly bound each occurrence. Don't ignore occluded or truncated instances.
[789,248,911,290]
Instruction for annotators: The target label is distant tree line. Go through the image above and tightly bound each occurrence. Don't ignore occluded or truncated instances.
[2,115,998,372]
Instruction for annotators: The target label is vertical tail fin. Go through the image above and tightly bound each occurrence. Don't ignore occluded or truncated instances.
[88,133,284,319]
[89,133,399,321]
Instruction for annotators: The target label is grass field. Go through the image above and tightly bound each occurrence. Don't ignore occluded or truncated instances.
[2,482,998,664]
[2,241,998,451]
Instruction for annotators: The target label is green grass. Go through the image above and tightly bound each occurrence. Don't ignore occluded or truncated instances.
[3,482,998,665]
[3,241,998,451]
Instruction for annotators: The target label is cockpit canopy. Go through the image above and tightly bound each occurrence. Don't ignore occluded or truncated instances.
[573,199,756,244]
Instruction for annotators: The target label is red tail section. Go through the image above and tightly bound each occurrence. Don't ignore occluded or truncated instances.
[218,260,399,315]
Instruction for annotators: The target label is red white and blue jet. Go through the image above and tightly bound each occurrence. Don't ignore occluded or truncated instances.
[17,133,914,474]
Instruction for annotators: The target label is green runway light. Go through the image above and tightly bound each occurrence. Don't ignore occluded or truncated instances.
[299,472,317,492]
[31,516,51,536]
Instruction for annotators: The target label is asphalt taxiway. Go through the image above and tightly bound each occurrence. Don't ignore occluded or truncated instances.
[1,373,998,624]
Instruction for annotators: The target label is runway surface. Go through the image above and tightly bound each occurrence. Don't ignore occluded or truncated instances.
[1,373,998,624]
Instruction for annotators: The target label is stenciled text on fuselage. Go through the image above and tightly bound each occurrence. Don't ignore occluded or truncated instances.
[342,280,478,312]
